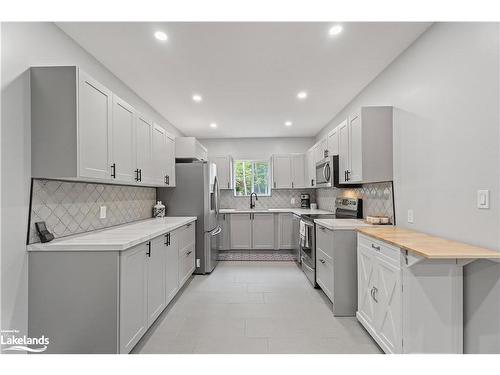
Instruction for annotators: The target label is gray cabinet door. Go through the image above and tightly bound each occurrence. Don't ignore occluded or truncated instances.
[272,155,292,189]
[135,114,153,184]
[147,236,167,327]
[165,134,176,186]
[119,243,148,353]
[291,154,305,188]
[230,213,252,249]
[215,156,232,189]
[348,113,363,183]
[338,119,349,183]
[278,213,294,249]
[165,231,179,305]
[252,213,275,249]
[111,96,135,182]
[78,70,112,179]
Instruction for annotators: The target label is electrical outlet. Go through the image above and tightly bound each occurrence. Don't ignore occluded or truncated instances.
[100,205,107,219]
[407,209,414,223]
[196,259,201,268]
[291,197,296,205]
[477,190,490,209]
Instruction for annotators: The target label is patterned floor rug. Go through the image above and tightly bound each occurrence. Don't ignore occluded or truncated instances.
[218,250,298,261]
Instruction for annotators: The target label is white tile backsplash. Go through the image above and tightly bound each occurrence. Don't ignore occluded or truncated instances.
[316,182,395,224]
[28,179,156,244]
[220,189,316,210]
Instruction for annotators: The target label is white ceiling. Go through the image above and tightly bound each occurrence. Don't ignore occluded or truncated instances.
[57,22,431,138]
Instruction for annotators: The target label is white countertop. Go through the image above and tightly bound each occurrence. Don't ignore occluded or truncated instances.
[219,208,333,215]
[27,217,197,252]
[314,218,383,231]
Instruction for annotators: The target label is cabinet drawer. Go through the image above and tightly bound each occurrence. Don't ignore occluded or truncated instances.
[358,233,401,266]
[178,222,195,251]
[316,248,334,301]
[316,224,334,258]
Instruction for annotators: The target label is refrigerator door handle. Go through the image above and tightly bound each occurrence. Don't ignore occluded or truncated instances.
[210,226,222,236]
[213,175,220,216]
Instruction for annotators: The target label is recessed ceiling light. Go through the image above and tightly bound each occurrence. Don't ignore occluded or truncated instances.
[154,31,168,42]
[285,121,292,127]
[210,123,217,128]
[297,91,308,100]
[329,25,343,36]
[192,94,202,102]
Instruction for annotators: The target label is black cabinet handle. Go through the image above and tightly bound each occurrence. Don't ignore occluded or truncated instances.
[139,169,142,182]
[146,241,151,257]
[227,182,230,188]
[167,175,169,185]
[135,169,139,182]
[346,170,350,181]
[164,233,170,246]
[111,163,116,178]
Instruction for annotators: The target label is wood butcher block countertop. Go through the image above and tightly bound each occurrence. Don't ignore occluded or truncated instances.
[357,226,500,259]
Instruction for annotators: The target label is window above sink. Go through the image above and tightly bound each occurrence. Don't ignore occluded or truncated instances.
[233,160,271,197]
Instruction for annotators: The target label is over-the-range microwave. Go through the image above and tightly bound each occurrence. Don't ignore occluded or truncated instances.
[315,155,361,188]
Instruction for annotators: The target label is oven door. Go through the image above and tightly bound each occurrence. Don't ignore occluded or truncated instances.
[315,158,332,187]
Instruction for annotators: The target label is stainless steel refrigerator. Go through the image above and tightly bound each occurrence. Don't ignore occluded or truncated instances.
[157,161,221,274]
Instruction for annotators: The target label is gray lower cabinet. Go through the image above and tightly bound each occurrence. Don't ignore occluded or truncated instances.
[230,214,253,249]
[229,213,275,250]
[28,222,195,354]
[120,242,149,353]
[252,213,275,249]
[217,213,231,250]
[165,231,179,305]
[278,213,294,249]
[315,224,358,317]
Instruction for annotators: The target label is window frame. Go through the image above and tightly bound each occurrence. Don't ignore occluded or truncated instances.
[232,159,272,197]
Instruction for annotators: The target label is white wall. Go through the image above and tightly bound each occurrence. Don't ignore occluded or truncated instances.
[199,137,315,160]
[316,23,500,353]
[0,22,183,340]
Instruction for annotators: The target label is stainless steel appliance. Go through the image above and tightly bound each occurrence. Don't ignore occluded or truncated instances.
[315,157,332,188]
[315,155,362,188]
[300,193,310,208]
[157,161,221,274]
[299,197,363,286]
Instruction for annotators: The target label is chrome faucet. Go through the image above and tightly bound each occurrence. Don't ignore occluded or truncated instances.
[250,192,258,209]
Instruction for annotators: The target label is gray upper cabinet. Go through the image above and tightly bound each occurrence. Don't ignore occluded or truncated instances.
[339,106,393,184]
[111,95,136,182]
[78,70,113,179]
[214,156,233,189]
[30,66,175,187]
[272,154,305,189]
[135,114,154,184]
[272,155,292,189]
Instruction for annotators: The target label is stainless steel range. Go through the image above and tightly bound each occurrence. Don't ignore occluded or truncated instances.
[299,197,363,286]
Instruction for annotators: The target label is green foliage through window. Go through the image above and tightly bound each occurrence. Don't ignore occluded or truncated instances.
[234,160,270,196]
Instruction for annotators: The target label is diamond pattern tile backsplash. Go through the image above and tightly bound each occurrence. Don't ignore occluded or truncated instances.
[220,189,317,210]
[316,181,395,224]
[28,179,156,244]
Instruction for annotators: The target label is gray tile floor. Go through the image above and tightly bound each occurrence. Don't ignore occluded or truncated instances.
[132,261,383,354]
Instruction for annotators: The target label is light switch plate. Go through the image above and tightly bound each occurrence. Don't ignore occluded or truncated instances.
[477,190,490,209]
[407,209,414,223]
[100,205,107,219]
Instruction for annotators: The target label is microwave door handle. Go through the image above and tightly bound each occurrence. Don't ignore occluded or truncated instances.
[323,163,328,182]
[324,163,331,182]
